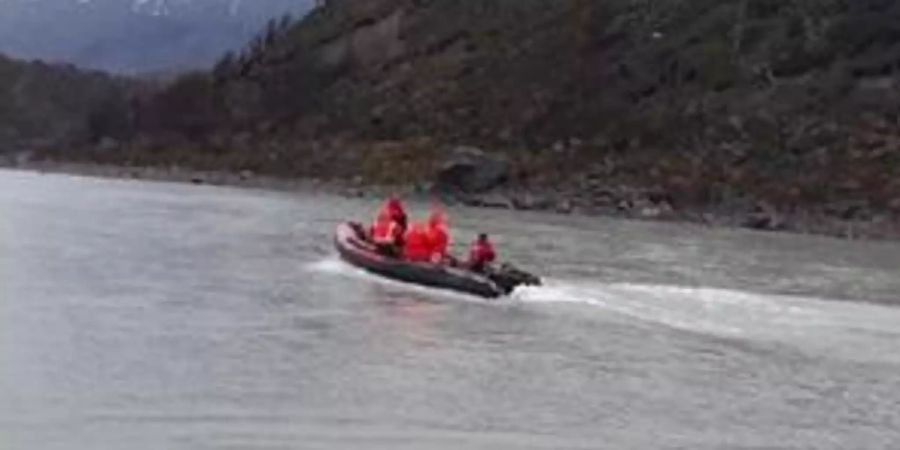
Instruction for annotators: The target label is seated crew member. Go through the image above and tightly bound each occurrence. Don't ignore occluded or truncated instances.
[402,221,431,262]
[466,233,496,272]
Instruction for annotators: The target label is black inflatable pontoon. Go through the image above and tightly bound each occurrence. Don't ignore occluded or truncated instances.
[334,222,540,298]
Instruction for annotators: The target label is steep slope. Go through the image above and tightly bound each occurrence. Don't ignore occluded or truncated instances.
[53,0,900,229]
[0,53,132,156]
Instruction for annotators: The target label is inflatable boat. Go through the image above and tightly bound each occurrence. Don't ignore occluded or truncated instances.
[333,222,540,298]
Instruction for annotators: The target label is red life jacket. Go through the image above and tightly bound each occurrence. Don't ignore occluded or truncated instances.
[372,198,407,240]
[402,223,431,262]
[371,212,397,244]
[426,224,449,262]
[425,210,449,259]
[468,239,496,266]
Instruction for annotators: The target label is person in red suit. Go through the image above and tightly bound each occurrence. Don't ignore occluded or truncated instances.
[467,233,496,272]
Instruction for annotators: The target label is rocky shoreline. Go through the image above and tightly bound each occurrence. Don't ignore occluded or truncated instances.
[3,0,900,244]
[458,187,900,241]
[8,160,342,193]
[5,158,899,242]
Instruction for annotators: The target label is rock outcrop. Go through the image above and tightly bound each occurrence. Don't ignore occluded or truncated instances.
[433,146,510,195]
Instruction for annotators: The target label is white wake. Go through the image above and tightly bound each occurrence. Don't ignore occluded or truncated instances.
[307,257,900,362]
[514,278,900,363]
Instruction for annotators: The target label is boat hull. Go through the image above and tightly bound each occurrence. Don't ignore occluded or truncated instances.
[334,222,505,298]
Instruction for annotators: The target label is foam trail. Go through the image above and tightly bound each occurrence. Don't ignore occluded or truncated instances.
[514,279,749,336]
[305,257,356,275]
[515,278,900,363]
[309,257,900,362]
[512,282,605,307]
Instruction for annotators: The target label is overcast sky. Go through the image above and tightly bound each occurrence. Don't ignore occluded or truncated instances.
[0,0,314,73]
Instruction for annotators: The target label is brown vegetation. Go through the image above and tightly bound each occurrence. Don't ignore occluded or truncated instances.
[0,54,132,153]
[12,0,900,236]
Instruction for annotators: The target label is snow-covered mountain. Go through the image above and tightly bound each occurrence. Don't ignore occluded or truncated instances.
[0,0,314,73]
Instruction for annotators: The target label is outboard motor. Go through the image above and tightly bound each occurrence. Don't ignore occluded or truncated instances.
[489,263,542,294]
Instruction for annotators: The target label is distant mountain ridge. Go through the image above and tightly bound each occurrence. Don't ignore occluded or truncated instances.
[0,0,314,73]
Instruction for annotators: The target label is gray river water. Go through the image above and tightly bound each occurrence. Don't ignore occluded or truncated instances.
[1,170,899,449]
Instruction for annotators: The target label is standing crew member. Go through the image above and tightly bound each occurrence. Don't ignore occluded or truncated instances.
[370,195,408,239]
[425,210,449,264]
[371,210,403,257]
[384,196,408,235]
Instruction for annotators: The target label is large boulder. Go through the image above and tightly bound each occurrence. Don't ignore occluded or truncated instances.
[433,146,510,195]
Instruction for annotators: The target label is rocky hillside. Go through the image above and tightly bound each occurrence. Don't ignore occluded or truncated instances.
[0,53,132,158]
[45,0,900,231]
